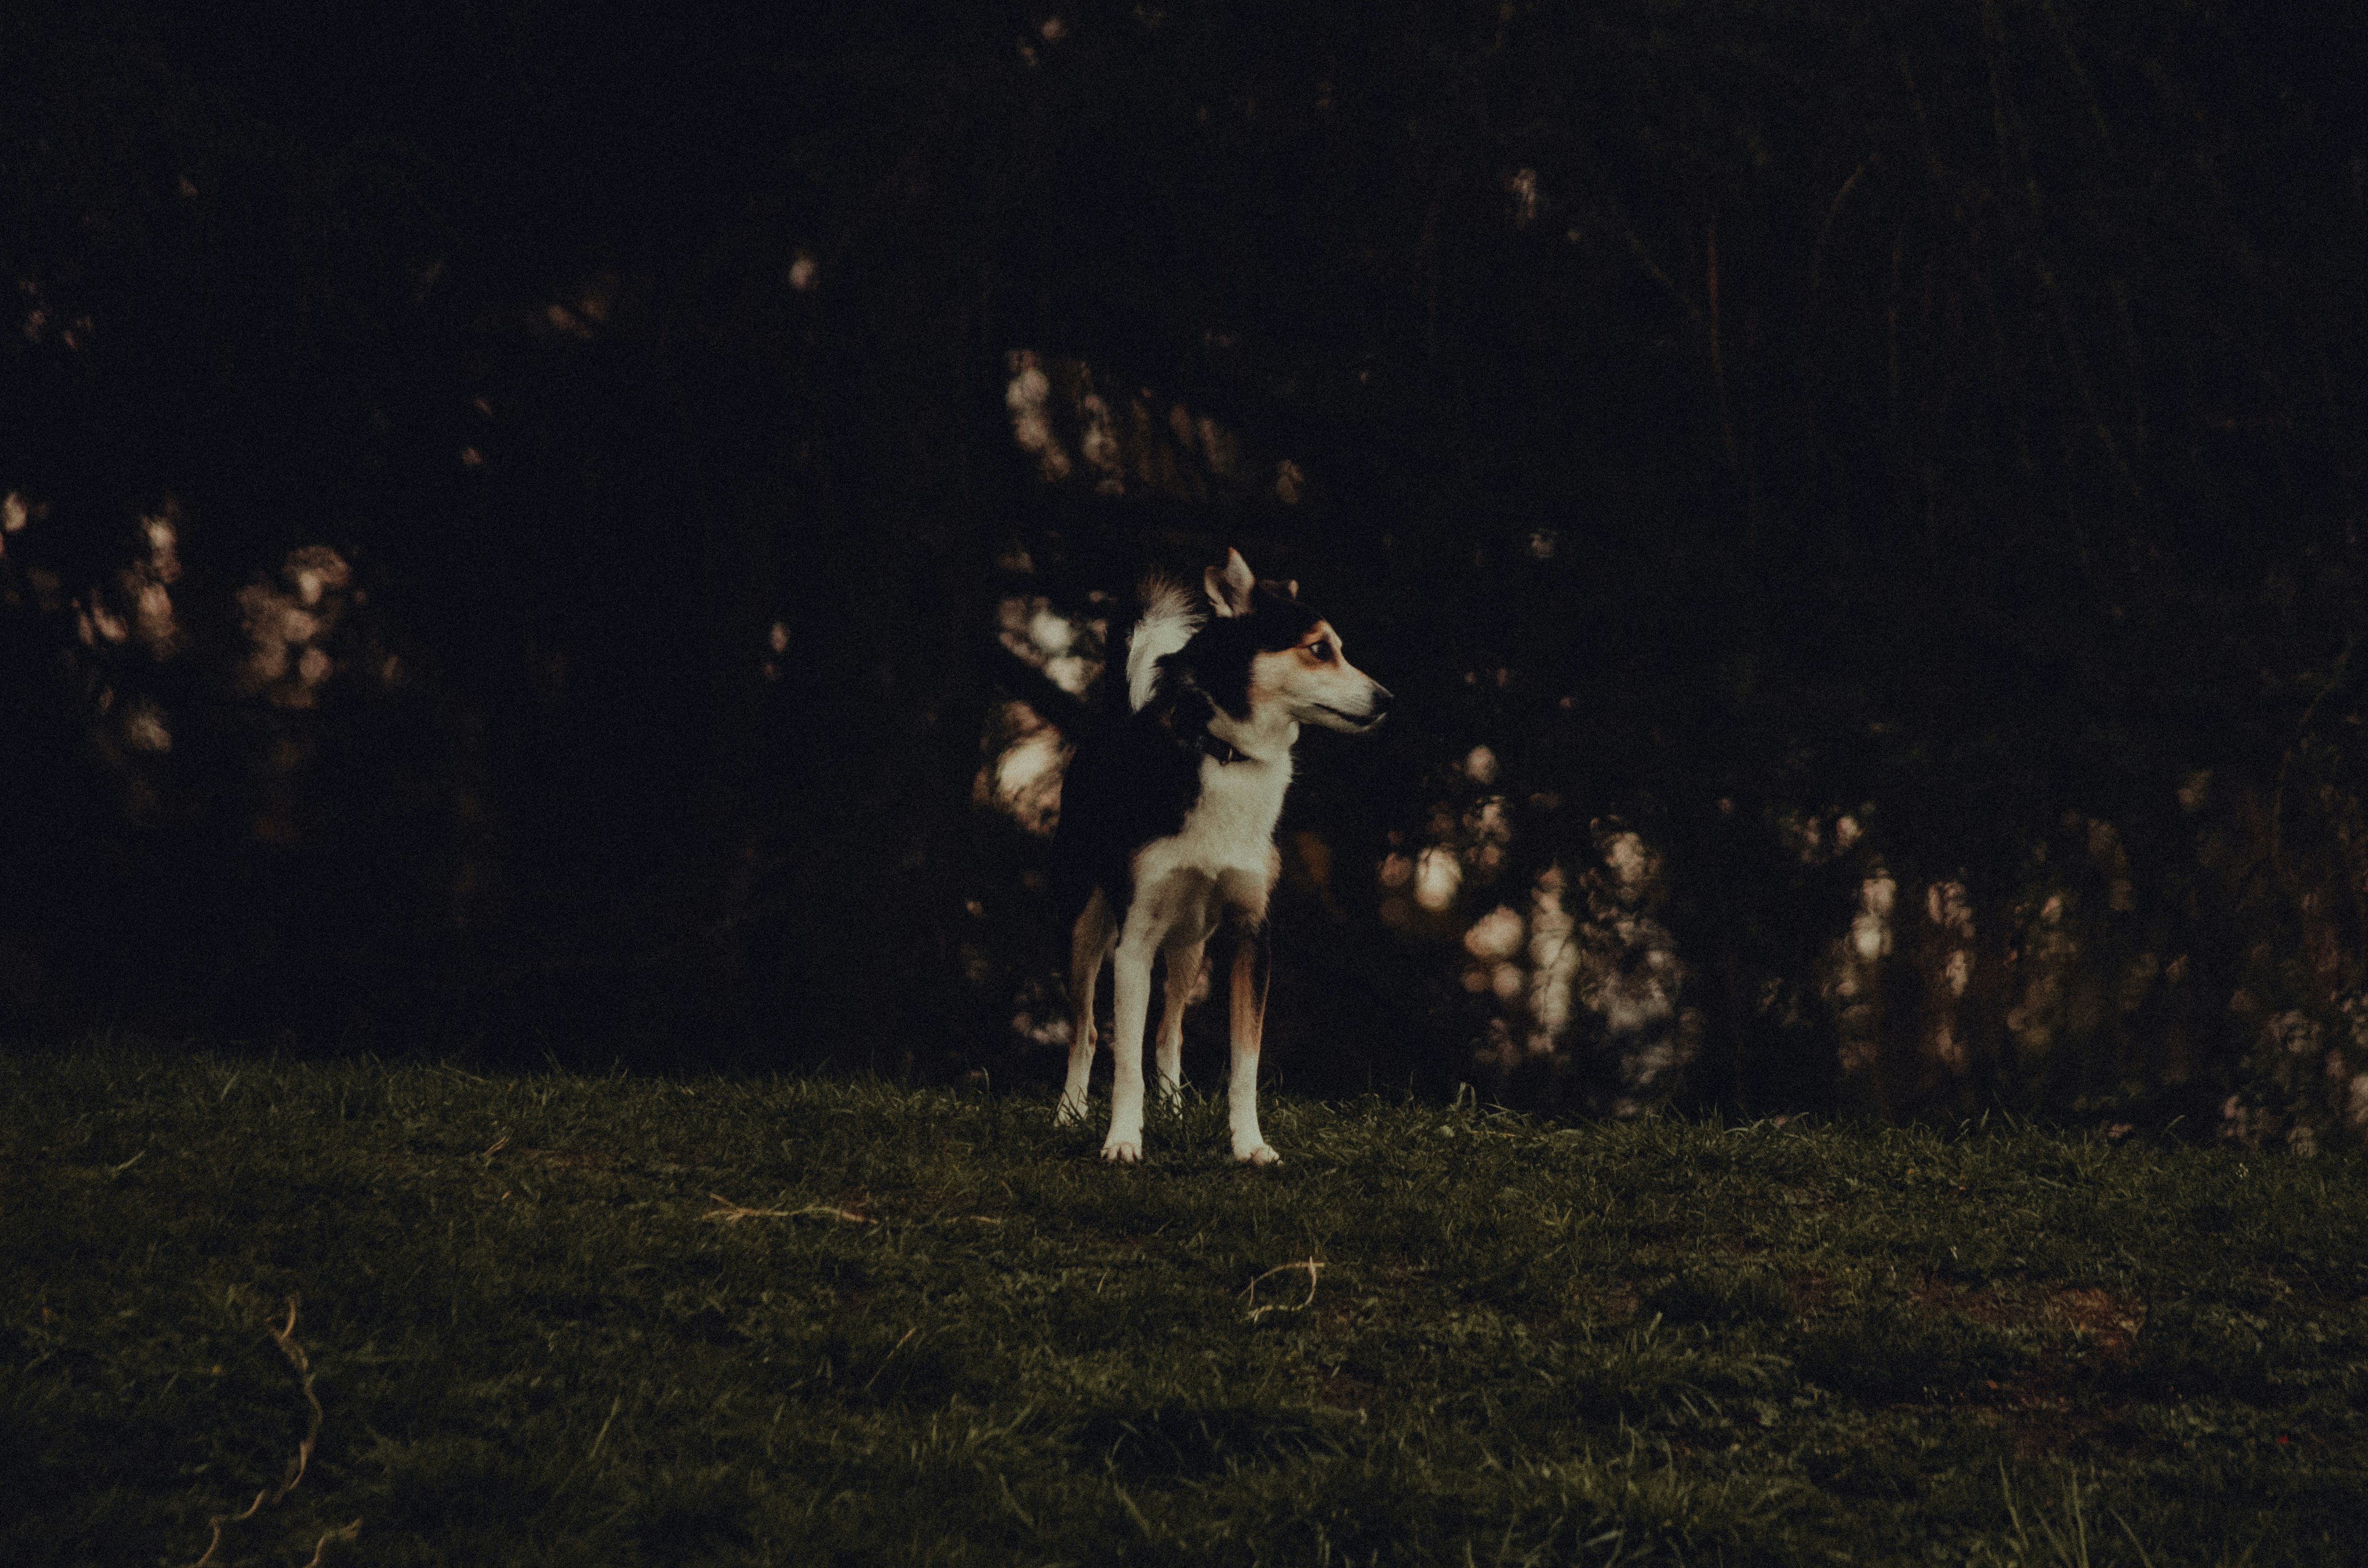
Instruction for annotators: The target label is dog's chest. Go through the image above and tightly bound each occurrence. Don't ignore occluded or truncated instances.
[1151,755,1292,878]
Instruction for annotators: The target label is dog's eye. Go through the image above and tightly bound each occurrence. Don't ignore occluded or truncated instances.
[1307,642,1333,662]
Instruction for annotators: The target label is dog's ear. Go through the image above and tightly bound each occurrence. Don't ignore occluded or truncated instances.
[1205,548,1256,618]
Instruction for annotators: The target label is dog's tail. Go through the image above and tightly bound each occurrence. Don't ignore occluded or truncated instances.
[1124,574,1204,714]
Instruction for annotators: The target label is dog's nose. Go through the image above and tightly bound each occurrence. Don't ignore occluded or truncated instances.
[1369,684,1394,717]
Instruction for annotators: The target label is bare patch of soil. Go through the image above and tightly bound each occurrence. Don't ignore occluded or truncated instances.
[1912,1279,2145,1357]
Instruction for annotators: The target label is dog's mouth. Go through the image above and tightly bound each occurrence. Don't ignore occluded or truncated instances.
[1309,703,1386,731]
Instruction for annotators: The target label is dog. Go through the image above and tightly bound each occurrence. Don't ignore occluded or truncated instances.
[1051,548,1392,1164]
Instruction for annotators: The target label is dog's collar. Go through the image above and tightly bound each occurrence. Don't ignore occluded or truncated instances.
[1197,729,1250,766]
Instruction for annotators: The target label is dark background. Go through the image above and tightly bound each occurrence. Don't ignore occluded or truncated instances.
[4,0,2365,1145]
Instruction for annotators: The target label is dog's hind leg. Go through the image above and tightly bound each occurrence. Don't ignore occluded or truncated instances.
[1057,889,1117,1127]
[1224,914,1278,1165]
[1155,925,1211,1110]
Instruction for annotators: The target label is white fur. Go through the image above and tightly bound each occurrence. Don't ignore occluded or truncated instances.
[1125,576,1203,714]
[1063,703,1314,1164]
[1133,741,1295,901]
[1061,740,1297,1165]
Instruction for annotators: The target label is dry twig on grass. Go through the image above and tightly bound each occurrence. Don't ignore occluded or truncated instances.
[702,1193,876,1224]
[184,1295,357,1568]
[701,1193,794,1223]
[296,1519,363,1568]
[1242,1260,1325,1321]
[793,1203,874,1224]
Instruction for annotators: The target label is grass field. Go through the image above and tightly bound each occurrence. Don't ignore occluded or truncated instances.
[3,1042,2365,1567]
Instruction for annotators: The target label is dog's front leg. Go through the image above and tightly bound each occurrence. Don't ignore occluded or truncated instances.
[1103,932,1156,1162]
[1226,919,1278,1164]
[1154,931,1209,1109]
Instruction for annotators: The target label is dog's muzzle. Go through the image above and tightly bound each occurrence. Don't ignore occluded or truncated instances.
[1317,685,1393,730]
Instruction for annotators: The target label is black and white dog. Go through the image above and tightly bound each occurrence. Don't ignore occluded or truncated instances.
[1052,549,1392,1163]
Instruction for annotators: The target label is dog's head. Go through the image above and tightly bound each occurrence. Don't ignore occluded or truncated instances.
[1191,548,1393,733]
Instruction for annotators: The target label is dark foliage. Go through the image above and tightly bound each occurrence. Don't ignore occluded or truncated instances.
[3,1,2365,1135]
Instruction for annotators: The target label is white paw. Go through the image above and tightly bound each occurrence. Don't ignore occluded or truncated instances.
[1234,1143,1281,1166]
[1101,1139,1142,1164]
[1054,1095,1088,1127]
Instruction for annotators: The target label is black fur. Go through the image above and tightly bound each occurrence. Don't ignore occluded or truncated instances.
[1049,579,1314,919]
[1166,586,1319,720]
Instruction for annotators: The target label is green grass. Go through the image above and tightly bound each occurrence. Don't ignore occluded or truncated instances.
[4,1043,2365,1567]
